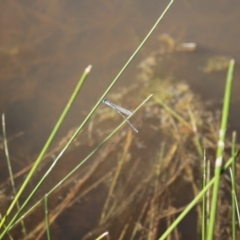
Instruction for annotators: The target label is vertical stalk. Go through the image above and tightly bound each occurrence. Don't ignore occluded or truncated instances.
[231,132,237,240]
[206,160,211,232]
[44,194,51,240]
[207,59,235,240]
[202,150,207,240]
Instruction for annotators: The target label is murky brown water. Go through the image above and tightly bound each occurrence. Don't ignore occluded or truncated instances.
[0,0,239,239]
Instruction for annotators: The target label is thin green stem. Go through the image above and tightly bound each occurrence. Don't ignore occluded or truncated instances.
[0,65,92,230]
[2,114,27,236]
[231,131,237,240]
[202,150,207,240]
[0,216,13,240]
[207,59,235,240]
[44,194,51,240]
[95,232,109,240]
[206,159,211,232]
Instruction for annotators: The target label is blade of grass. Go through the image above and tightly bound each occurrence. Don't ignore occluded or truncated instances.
[158,150,240,240]
[231,168,240,229]
[0,216,13,240]
[1,94,153,238]
[230,131,237,240]
[206,159,211,233]
[95,232,109,240]
[207,59,235,240]
[0,65,92,230]
[2,114,27,236]
[44,194,51,240]
[202,150,207,240]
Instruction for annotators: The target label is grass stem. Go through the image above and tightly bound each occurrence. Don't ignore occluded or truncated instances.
[2,114,27,236]
[0,65,91,232]
[207,59,235,240]
[202,150,207,240]
[44,194,51,240]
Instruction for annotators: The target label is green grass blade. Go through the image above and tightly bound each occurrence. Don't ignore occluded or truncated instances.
[44,194,51,240]
[202,150,207,240]
[95,232,109,240]
[207,59,235,240]
[0,65,92,230]
[206,159,211,232]
[2,114,27,236]
[230,132,237,240]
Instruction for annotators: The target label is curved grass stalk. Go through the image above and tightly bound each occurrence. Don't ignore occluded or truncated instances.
[44,194,51,240]
[230,132,237,240]
[202,150,207,240]
[207,59,235,240]
[95,232,109,240]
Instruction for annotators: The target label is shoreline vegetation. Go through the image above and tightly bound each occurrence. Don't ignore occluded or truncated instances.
[0,1,239,239]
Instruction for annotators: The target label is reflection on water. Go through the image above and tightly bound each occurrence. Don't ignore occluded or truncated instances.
[0,0,239,239]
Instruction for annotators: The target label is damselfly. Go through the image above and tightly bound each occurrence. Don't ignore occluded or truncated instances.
[102,98,138,133]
